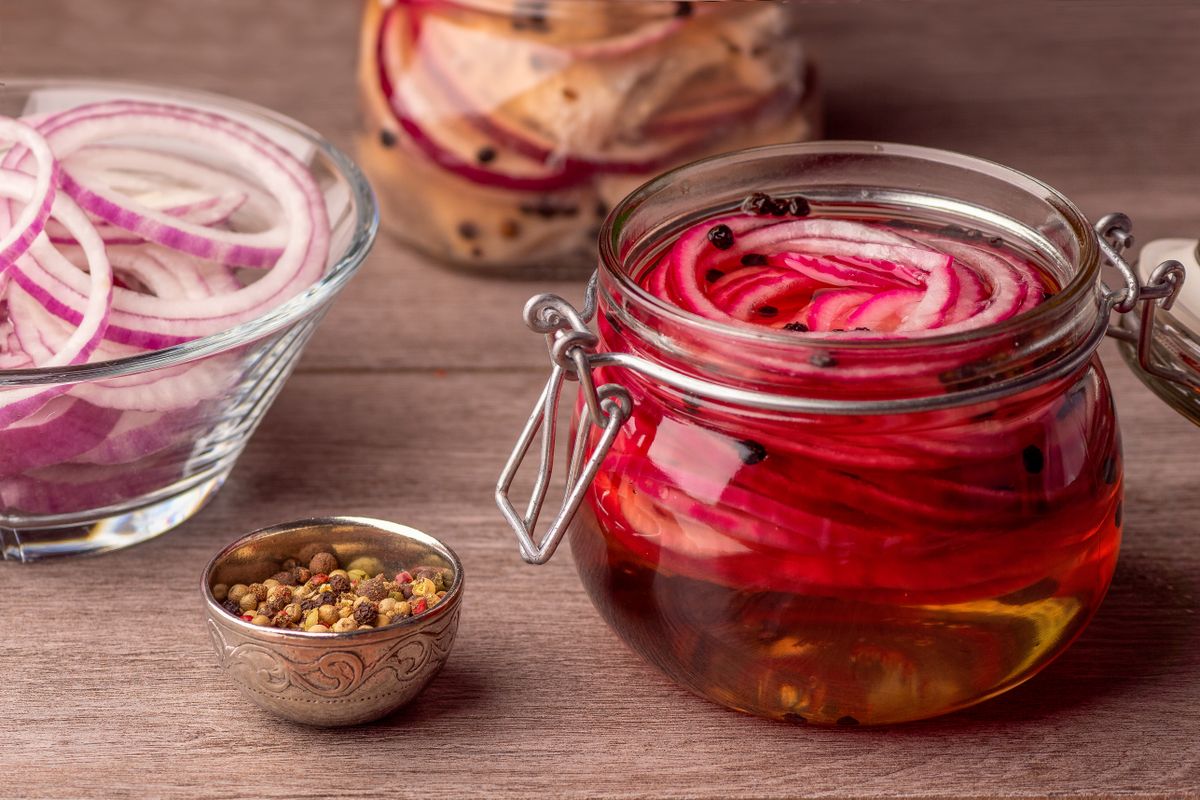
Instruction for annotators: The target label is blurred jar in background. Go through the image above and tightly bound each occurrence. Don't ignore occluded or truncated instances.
[357,0,820,276]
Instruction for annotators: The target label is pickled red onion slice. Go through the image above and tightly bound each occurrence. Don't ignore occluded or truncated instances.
[644,210,1051,336]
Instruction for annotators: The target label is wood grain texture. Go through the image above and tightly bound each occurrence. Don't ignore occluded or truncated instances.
[1,1,1199,797]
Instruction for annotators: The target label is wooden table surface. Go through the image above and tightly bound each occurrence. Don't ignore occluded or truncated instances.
[3,1,1199,797]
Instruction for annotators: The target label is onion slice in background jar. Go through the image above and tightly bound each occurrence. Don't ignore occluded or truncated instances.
[0,98,331,517]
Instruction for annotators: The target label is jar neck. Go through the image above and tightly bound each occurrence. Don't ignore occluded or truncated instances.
[595,143,1107,410]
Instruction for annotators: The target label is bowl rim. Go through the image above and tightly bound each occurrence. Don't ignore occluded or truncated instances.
[201,516,464,640]
[0,77,379,387]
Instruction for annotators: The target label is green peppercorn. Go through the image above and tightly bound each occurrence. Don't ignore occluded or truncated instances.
[347,556,383,576]
[227,584,248,603]
[239,593,259,613]
[211,584,229,602]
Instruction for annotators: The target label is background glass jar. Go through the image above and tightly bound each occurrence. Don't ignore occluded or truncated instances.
[496,142,1189,725]
[356,0,819,276]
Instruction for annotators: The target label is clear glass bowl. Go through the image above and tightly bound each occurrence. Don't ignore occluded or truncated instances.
[0,80,377,561]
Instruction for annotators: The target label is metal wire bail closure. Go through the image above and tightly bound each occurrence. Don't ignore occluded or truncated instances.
[495,277,631,565]
[1096,213,1200,389]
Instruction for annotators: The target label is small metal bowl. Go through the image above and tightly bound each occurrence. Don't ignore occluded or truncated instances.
[201,517,463,726]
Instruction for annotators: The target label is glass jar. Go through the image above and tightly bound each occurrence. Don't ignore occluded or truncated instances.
[497,142,1195,725]
[356,0,819,276]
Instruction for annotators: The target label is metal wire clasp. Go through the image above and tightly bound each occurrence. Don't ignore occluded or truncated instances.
[495,277,632,565]
[1096,213,1199,388]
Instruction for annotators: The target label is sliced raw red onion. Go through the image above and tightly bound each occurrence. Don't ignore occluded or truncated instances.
[0,98,332,520]
[0,118,59,273]
[9,100,329,345]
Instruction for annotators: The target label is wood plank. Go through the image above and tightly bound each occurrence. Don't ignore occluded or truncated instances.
[1,0,1199,796]
[0,361,1197,798]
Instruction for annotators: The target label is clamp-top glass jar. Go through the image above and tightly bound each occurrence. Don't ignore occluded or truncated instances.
[497,142,1195,725]
[356,0,819,275]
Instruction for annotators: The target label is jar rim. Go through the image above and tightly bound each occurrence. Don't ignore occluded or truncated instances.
[597,140,1102,353]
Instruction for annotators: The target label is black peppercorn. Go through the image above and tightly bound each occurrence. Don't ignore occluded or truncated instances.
[300,594,328,613]
[379,129,397,149]
[476,146,497,164]
[353,602,379,626]
[1022,445,1045,475]
[740,192,811,217]
[741,253,768,266]
[705,268,724,282]
[736,439,768,465]
[707,224,735,250]
[783,322,809,332]
[270,571,297,587]
[222,599,242,616]
[328,574,351,595]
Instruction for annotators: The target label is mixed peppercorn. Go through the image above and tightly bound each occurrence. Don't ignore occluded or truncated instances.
[211,550,452,633]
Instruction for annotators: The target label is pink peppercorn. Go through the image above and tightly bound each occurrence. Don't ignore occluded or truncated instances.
[411,598,428,615]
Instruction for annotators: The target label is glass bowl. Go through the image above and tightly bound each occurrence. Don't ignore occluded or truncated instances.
[0,79,378,561]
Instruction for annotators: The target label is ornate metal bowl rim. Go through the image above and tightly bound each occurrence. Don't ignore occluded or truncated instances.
[200,516,464,640]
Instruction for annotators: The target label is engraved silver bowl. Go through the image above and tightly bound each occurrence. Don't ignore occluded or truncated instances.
[201,517,463,726]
